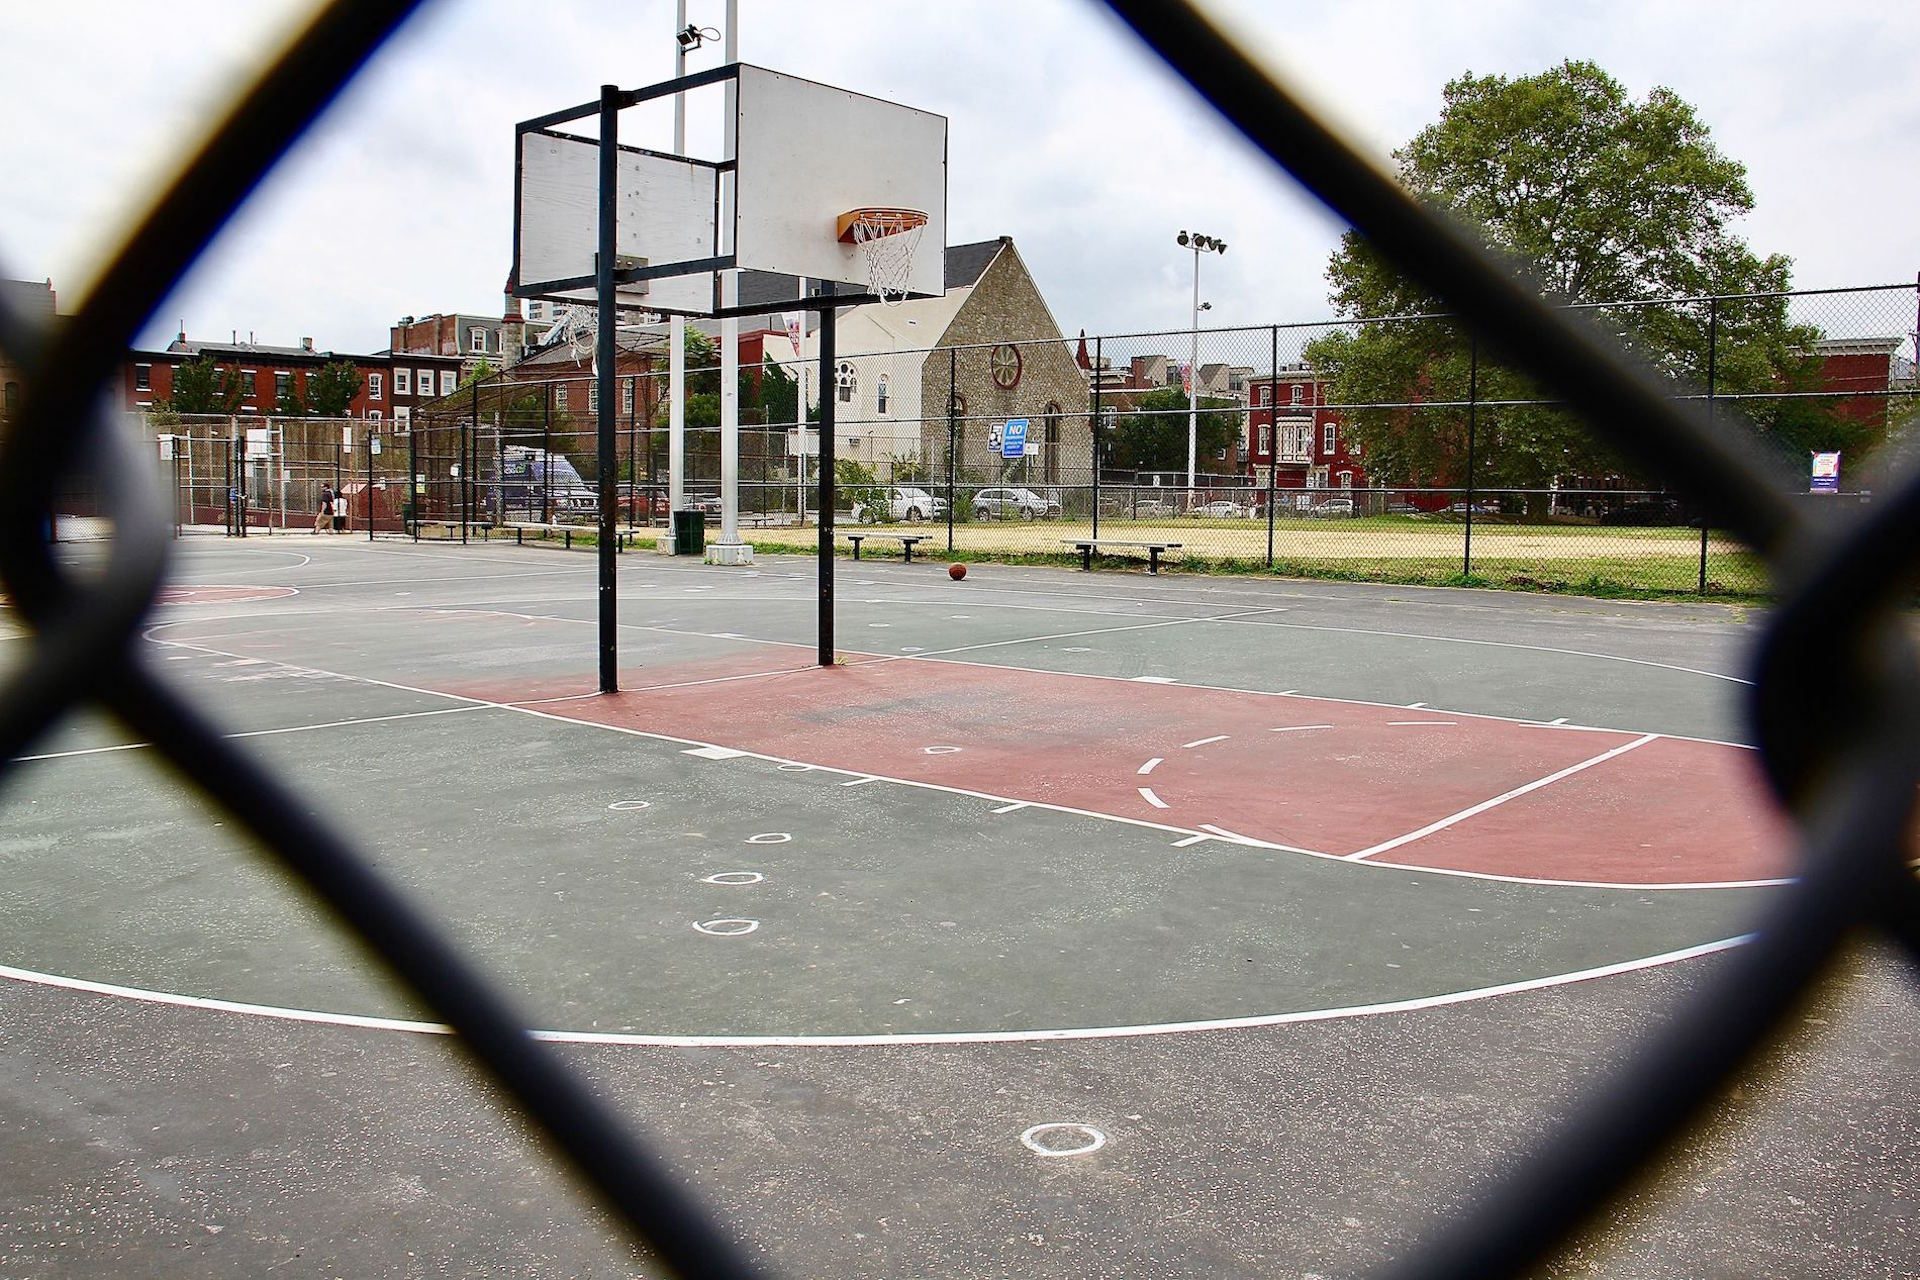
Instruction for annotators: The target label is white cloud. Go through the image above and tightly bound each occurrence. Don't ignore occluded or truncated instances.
[2,0,1913,356]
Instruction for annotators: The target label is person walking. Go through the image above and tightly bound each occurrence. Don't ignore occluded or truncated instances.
[332,487,349,534]
[315,483,334,535]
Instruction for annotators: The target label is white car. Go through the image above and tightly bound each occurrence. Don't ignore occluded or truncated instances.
[1191,500,1252,519]
[1307,498,1356,518]
[852,486,947,523]
[972,486,1060,520]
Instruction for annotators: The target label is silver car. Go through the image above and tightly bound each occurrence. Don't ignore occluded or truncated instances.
[972,486,1060,520]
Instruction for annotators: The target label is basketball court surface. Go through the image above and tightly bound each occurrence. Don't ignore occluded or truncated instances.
[2,536,1913,1277]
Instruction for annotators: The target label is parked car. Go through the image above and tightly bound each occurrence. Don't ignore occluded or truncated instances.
[853,486,948,523]
[1190,500,1252,519]
[1307,498,1356,518]
[972,486,1060,520]
[1129,498,1176,518]
[1446,500,1499,515]
[1598,498,1688,526]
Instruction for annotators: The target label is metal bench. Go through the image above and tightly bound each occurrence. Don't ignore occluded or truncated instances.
[507,522,638,552]
[846,532,928,563]
[1063,538,1183,575]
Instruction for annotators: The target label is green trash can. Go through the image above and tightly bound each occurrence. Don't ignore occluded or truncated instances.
[673,508,705,556]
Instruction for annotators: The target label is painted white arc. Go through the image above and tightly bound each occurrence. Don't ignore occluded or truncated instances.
[0,935,1754,1048]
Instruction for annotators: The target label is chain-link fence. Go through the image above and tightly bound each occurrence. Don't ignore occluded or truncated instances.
[131,279,1912,598]
[6,1,1920,1279]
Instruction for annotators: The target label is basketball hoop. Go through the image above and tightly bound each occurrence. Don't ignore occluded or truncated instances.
[837,207,929,306]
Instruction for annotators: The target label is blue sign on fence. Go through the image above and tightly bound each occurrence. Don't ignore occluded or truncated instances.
[1000,418,1029,460]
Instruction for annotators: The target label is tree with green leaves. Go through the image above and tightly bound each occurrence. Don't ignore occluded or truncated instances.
[1105,387,1240,474]
[304,360,362,418]
[1305,60,1857,499]
[161,355,247,416]
[654,328,800,429]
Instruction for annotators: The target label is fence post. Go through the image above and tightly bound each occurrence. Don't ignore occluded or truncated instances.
[1266,326,1278,568]
[459,420,470,546]
[1701,296,1718,594]
[1091,337,1103,540]
[408,416,418,541]
[541,381,552,524]
[366,427,374,542]
[1463,334,1477,578]
[947,346,958,554]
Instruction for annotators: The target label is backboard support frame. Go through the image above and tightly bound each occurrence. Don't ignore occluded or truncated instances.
[513,62,947,319]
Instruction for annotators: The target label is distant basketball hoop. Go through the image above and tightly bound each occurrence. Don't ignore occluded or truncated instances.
[837,207,929,306]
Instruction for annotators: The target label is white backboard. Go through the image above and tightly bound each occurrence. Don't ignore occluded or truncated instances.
[516,130,719,312]
[733,66,947,299]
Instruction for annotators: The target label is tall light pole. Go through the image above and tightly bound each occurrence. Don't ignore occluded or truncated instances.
[1177,229,1225,499]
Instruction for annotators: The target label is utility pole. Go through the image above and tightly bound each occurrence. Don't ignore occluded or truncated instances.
[1177,229,1226,502]
[708,0,752,564]
[666,0,690,532]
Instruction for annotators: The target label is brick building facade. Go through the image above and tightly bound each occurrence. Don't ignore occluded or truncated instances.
[1245,367,1369,499]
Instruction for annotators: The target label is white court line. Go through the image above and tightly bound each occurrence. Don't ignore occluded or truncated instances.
[11,705,488,764]
[1181,735,1228,749]
[0,936,1753,1047]
[1170,834,1213,848]
[991,801,1030,814]
[1270,724,1334,733]
[1138,787,1169,809]
[1345,733,1661,861]
[840,776,880,787]
[1389,720,1458,727]
[1137,758,1162,775]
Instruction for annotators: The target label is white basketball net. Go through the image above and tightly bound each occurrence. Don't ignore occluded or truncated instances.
[848,215,927,307]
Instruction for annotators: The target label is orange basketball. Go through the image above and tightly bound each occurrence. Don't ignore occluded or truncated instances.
[948,562,967,581]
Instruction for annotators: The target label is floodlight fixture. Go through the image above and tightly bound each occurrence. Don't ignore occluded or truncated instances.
[676,23,720,49]
[1177,230,1190,245]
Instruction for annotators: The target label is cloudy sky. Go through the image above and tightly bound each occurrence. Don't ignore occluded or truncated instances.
[2,1,1915,356]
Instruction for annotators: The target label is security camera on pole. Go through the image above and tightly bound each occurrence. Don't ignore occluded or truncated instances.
[1177,229,1225,506]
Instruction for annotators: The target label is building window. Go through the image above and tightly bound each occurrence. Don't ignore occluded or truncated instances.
[273,371,292,402]
[1339,470,1353,489]
[622,380,635,415]
[135,364,152,391]
[1258,424,1272,455]
[240,368,257,403]
[875,373,890,415]
[439,370,455,396]
[470,326,487,352]
[1279,421,1309,462]
[417,368,433,395]
[367,409,381,421]
[368,372,383,400]
[950,390,968,418]
[1258,385,1270,405]
[395,368,411,395]
[588,384,598,413]
[836,362,856,404]
[555,386,569,412]
[1290,384,1304,405]
[395,406,411,427]
[1323,423,1336,454]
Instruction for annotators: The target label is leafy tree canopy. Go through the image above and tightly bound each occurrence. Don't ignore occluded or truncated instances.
[305,360,363,418]
[160,355,246,416]
[1307,60,1859,493]
[1104,386,1239,475]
